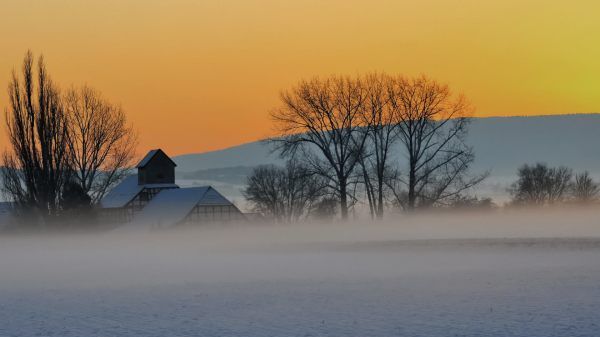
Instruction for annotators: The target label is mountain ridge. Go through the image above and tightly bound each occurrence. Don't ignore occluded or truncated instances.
[174,114,600,177]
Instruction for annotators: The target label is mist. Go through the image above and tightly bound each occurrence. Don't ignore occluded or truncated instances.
[1,207,599,289]
[0,208,599,336]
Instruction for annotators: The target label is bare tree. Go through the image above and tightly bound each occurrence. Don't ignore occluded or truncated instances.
[64,85,137,204]
[243,160,328,222]
[509,163,573,205]
[243,165,281,220]
[571,171,599,203]
[1,51,71,221]
[387,75,486,210]
[270,76,371,220]
[357,73,398,219]
[446,195,495,210]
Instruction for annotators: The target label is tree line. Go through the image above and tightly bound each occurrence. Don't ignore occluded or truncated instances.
[3,52,595,227]
[509,163,599,206]
[244,74,487,221]
[244,75,600,222]
[1,51,136,226]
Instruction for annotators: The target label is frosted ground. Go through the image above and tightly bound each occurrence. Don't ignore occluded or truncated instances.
[1,208,600,337]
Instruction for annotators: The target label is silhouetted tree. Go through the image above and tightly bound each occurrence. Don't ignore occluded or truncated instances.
[571,171,599,203]
[311,197,338,220]
[1,51,71,223]
[271,76,371,219]
[386,75,486,210]
[61,180,92,209]
[446,195,495,210]
[64,85,137,204]
[509,163,572,205]
[60,178,94,224]
[357,74,398,219]
[243,160,328,222]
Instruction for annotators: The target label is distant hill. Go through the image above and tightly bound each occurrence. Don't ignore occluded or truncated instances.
[175,141,282,173]
[466,114,600,176]
[174,114,600,201]
[175,114,600,174]
[179,166,255,185]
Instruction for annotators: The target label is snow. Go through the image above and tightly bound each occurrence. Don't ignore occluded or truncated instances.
[99,175,144,208]
[99,175,179,209]
[1,208,600,336]
[197,187,234,205]
[129,187,234,228]
[130,187,209,227]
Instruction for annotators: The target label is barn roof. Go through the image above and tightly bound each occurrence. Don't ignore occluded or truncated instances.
[99,175,178,208]
[129,186,234,228]
[136,149,177,168]
[100,175,143,208]
[135,149,177,168]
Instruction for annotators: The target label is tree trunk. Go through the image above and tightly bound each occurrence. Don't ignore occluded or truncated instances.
[339,177,349,220]
[376,179,384,219]
[407,163,417,210]
[361,164,375,219]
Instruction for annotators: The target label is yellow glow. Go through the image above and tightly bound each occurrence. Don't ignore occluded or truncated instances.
[1,0,599,155]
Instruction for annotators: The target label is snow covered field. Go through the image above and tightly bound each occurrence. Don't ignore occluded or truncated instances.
[1,208,600,337]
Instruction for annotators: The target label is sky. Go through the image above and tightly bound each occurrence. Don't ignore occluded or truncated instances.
[1,0,599,156]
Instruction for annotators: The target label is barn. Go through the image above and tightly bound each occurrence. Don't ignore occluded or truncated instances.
[100,149,179,223]
[128,186,244,228]
[100,149,244,227]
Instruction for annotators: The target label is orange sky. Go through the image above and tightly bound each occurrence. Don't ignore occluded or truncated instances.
[1,0,599,156]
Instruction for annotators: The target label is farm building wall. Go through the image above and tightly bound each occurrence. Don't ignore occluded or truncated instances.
[138,151,176,185]
[183,204,245,224]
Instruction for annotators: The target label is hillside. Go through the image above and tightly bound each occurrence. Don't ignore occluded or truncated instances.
[174,114,600,201]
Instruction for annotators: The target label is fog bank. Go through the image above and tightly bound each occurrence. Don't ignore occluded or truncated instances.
[0,207,599,290]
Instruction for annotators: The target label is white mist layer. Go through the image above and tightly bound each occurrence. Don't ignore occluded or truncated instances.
[0,207,599,336]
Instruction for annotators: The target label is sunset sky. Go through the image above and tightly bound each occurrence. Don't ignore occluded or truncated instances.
[1,0,599,156]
